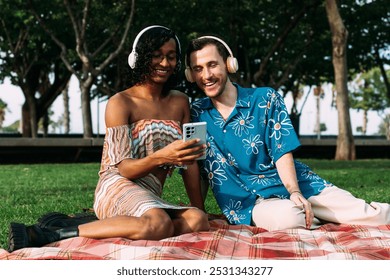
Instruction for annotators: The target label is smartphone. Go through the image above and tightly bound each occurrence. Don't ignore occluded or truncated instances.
[182,122,207,160]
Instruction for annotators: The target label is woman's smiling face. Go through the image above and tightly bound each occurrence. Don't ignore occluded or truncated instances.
[148,38,178,84]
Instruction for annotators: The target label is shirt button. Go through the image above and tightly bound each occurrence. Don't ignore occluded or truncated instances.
[223,129,226,133]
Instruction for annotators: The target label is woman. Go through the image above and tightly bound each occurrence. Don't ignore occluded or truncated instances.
[8,25,209,252]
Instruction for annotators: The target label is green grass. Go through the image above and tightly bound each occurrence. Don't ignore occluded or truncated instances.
[0,159,389,249]
[302,159,390,202]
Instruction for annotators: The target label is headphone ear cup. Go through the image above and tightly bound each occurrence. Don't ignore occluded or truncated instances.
[226,56,239,73]
[128,51,137,69]
[185,67,194,83]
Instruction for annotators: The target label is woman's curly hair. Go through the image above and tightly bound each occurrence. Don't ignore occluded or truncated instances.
[128,27,181,96]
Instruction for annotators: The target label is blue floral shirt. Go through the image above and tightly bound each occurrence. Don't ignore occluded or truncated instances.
[190,84,333,225]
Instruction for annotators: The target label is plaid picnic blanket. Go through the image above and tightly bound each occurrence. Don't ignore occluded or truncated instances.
[1,220,389,260]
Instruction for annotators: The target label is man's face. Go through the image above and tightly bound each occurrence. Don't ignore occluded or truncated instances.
[188,44,228,98]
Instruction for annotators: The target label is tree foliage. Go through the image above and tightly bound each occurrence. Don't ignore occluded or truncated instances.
[0,0,72,137]
[27,0,135,138]
[350,68,389,112]
[0,0,388,143]
[0,98,7,128]
[349,68,390,136]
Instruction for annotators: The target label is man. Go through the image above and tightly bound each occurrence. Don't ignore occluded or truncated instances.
[184,35,390,230]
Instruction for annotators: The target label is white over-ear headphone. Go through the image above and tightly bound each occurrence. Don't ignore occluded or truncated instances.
[185,35,239,83]
[128,25,181,69]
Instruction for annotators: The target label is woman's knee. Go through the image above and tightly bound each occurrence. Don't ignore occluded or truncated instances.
[138,212,175,240]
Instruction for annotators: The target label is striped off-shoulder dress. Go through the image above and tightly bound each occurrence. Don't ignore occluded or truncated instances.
[93,119,190,219]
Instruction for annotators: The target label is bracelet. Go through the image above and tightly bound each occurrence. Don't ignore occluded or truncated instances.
[290,190,302,196]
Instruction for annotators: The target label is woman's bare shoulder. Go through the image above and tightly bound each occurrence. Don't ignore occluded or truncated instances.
[108,89,130,101]
[106,89,134,108]
[105,90,134,126]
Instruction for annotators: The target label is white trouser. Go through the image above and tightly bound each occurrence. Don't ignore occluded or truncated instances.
[252,186,390,231]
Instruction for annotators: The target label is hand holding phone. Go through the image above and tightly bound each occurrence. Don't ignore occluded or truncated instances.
[182,122,207,160]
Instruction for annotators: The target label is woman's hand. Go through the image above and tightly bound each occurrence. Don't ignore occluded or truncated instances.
[154,139,206,166]
[289,192,314,229]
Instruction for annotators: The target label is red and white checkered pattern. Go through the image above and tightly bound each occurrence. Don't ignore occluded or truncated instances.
[1,220,389,260]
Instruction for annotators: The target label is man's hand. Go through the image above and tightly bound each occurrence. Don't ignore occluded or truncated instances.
[289,192,314,229]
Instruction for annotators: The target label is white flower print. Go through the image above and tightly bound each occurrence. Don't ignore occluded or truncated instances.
[310,180,334,192]
[274,194,289,199]
[205,160,227,189]
[258,96,269,110]
[239,181,251,192]
[258,162,274,171]
[242,134,263,155]
[300,169,321,181]
[223,199,246,224]
[227,153,237,167]
[269,90,285,109]
[237,100,250,107]
[229,111,254,137]
[295,161,311,171]
[216,153,228,167]
[275,141,287,153]
[268,110,293,140]
[268,89,277,99]
[267,148,275,162]
[248,173,277,186]
[214,115,225,128]
[207,136,216,157]
[190,100,204,118]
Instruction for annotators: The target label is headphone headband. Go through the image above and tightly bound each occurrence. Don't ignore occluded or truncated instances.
[197,36,234,59]
[128,25,181,69]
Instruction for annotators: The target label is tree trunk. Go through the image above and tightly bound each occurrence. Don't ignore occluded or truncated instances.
[387,117,390,140]
[63,82,70,134]
[80,78,94,138]
[21,102,30,137]
[21,89,39,138]
[0,104,5,129]
[362,110,367,135]
[29,99,38,138]
[315,92,321,139]
[325,0,355,160]
[42,112,49,136]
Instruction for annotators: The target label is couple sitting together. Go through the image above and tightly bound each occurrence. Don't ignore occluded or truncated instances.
[7,25,390,252]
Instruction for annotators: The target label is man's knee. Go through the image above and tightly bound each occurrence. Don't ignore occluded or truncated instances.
[252,199,306,231]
